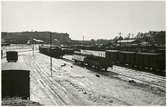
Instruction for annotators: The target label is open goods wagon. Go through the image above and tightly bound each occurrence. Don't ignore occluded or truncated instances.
[73,49,165,76]
[2,62,30,99]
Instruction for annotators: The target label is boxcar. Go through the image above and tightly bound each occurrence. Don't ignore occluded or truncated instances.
[62,48,74,55]
[119,51,136,67]
[39,45,63,58]
[118,51,127,66]
[135,52,164,72]
[6,51,18,62]
[2,62,30,99]
[158,53,165,70]
[106,50,119,66]
[39,46,49,55]
[50,47,63,58]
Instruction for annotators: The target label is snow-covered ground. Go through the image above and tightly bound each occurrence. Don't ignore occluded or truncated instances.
[2,44,39,58]
[63,55,165,89]
[2,46,166,106]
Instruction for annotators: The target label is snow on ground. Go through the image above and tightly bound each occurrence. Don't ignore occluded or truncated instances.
[2,47,166,106]
[63,55,73,61]
[27,53,166,105]
[63,55,165,90]
[110,66,165,90]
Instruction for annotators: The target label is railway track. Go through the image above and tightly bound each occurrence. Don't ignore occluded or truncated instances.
[35,53,166,104]
[61,57,165,91]
[114,66,165,83]
[3,50,165,91]
[33,54,132,105]
[115,65,165,80]
[113,70,165,90]
[2,49,165,105]
[22,57,58,105]
[24,56,69,105]
[12,52,165,105]
[22,54,89,105]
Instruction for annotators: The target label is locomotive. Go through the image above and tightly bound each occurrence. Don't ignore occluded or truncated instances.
[72,49,165,76]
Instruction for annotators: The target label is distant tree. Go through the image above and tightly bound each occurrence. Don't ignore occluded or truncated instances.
[90,39,96,46]
[136,32,144,39]
[118,36,123,40]
[124,33,131,40]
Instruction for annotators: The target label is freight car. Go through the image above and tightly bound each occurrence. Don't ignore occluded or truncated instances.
[135,52,165,73]
[1,62,41,106]
[39,45,64,58]
[73,49,165,76]
[73,50,110,71]
[2,62,30,99]
[72,51,86,66]
[2,51,30,99]
[6,51,18,62]
[62,48,74,55]
[39,45,75,58]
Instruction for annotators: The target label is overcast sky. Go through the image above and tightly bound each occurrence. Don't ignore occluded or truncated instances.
[2,1,165,40]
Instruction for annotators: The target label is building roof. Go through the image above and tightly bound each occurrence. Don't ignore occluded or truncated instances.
[33,39,44,43]
[117,39,135,43]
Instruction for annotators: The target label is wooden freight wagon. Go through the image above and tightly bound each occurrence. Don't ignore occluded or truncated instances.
[135,52,164,72]
[118,51,127,66]
[158,53,165,71]
[62,48,74,55]
[119,51,136,67]
[39,45,63,58]
[105,50,119,66]
[80,50,109,71]
[50,47,63,58]
[2,62,30,100]
[6,51,18,62]
[135,52,151,70]
[72,53,86,66]
[84,55,108,70]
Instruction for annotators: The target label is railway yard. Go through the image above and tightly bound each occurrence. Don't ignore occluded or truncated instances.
[1,45,166,106]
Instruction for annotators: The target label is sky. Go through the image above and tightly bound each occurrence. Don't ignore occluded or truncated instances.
[2,1,165,40]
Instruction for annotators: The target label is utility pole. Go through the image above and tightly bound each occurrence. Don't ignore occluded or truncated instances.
[33,39,34,56]
[32,36,34,56]
[5,32,8,55]
[119,32,122,37]
[83,35,84,46]
[50,32,53,77]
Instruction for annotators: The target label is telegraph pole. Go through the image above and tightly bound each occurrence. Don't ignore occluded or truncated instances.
[32,36,34,56]
[83,35,84,46]
[33,39,34,56]
[50,32,53,77]
[119,32,122,37]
